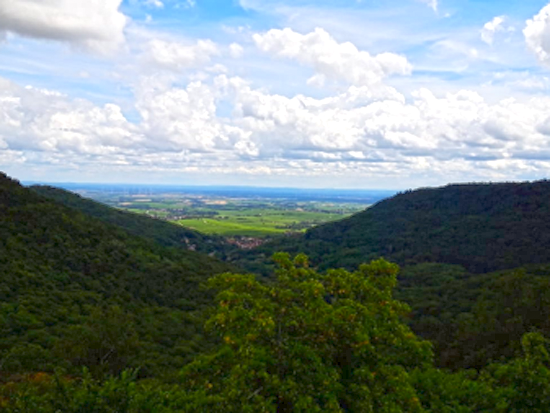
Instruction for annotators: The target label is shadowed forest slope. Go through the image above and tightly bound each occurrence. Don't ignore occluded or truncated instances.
[0,173,233,378]
[31,185,232,258]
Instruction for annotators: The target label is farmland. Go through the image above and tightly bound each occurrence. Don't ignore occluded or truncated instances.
[44,184,396,240]
[178,207,350,237]
[63,185,385,239]
[119,199,364,237]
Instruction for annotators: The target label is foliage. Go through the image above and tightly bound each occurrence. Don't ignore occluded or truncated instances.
[230,181,550,370]
[3,334,550,412]
[482,332,550,412]
[0,369,182,413]
[6,171,550,410]
[0,173,233,379]
[395,263,550,370]
[31,185,232,258]
[411,333,550,412]
[181,253,432,412]
[411,368,502,413]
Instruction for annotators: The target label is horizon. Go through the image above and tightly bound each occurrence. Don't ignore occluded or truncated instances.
[2,1,550,187]
[21,175,550,194]
[23,180,398,192]
[21,178,409,193]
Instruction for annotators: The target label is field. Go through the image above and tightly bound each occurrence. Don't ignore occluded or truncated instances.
[178,208,347,237]
[65,185,385,239]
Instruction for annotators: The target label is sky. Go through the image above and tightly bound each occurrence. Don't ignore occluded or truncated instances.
[1,0,550,189]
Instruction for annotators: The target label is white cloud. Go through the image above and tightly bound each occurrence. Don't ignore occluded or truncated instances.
[3,10,550,188]
[143,0,164,8]
[134,76,231,152]
[481,16,506,45]
[538,116,550,135]
[525,4,550,67]
[0,0,127,55]
[229,43,244,59]
[491,71,550,92]
[418,0,438,12]
[141,39,219,71]
[430,39,479,61]
[2,0,550,187]
[0,77,140,155]
[4,66,550,186]
[215,73,550,172]
[253,28,412,88]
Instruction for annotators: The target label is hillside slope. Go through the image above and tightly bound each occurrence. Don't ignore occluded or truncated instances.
[31,185,231,257]
[237,181,550,273]
[396,262,550,369]
[0,173,233,378]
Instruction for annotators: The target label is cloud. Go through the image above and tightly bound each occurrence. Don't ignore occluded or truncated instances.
[214,72,550,173]
[3,11,550,188]
[430,39,479,61]
[253,28,412,88]
[524,3,550,67]
[143,0,164,8]
[134,76,231,153]
[481,16,506,45]
[3,69,550,186]
[0,77,140,155]
[229,43,244,59]
[538,116,550,135]
[0,0,127,55]
[491,71,550,92]
[3,0,550,187]
[141,39,219,71]
[419,0,438,12]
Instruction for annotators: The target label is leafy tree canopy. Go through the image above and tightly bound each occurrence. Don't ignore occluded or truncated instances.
[31,185,232,257]
[182,253,432,412]
[0,172,233,379]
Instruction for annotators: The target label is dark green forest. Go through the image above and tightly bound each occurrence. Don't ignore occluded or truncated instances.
[31,185,233,258]
[3,172,550,411]
[0,173,233,380]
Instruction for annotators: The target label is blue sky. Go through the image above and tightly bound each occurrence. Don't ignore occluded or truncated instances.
[1,0,550,189]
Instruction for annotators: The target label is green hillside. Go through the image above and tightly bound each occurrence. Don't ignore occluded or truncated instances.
[0,173,233,379]
[396,262,550,369]
[236,181,550,274]
[4,173,550,411]
[31,185,232,258]
[229,181,550,370]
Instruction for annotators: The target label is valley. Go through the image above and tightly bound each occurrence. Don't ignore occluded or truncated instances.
[3,0,550,409]
[3,173,550,411]
[112,197,364,237]
[48,183,386,239]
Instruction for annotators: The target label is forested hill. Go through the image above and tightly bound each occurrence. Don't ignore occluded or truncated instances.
[6,172,550,410]
[238,180,550,274]
[31,185,231,258]
[0,172,233,378]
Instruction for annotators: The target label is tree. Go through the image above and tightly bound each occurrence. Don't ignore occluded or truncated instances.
[54,306,139,378]
[181,253,432,412]
[483,332,550,412]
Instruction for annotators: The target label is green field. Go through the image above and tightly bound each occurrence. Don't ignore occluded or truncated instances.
[102,194,366,239]
[178,209,350,237]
